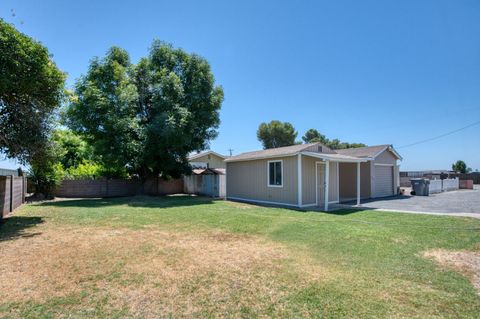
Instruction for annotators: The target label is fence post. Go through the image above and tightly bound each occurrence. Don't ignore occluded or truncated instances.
[106,179,109,197]
[9,175,13,212]
[22,177,25,203]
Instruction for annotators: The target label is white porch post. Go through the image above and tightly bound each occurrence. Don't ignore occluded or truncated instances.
[324,160,330,211]
[297,154,302,207]
[356,162,361,206]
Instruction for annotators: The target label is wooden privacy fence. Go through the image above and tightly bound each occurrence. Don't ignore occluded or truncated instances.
[0,176,27,218]
[54,177,183,198]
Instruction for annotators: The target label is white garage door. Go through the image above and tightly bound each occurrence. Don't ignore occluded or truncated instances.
[374,165,393,198]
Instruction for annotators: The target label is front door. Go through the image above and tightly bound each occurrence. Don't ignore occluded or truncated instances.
[316,163,326,206]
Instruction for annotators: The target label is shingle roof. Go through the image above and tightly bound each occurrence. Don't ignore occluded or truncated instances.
[225,143,320,162]
[335,145,390,158]
[225,143,402,162]
[191,168,225,175]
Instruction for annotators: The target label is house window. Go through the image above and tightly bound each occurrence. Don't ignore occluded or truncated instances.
[268,160,283,187]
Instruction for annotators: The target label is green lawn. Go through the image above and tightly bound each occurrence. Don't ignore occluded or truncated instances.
[1,196,479,318]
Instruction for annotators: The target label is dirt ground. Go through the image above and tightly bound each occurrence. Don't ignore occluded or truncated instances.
[423,249,480,294]
[0,225,331,317]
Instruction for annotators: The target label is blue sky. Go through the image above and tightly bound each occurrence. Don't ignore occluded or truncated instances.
[1,0,480,171]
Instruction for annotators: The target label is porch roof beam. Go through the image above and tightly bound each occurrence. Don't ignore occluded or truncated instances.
[300,151,371,163]
[356,162,361,206]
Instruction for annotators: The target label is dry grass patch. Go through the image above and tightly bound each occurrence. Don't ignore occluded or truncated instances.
[0,223,333,317]
[423,249,480,294]
[224,201,256,209]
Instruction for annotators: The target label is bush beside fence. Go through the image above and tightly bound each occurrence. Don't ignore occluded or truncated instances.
[0,176,27,218]
[55,177,183,198]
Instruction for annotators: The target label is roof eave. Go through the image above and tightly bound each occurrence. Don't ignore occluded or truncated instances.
[188,150,227,161]
[301,151,371,163]
[388,146,403,161]
[224,152,300,163]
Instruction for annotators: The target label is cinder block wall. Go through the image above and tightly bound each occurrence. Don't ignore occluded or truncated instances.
[55,178,184,198]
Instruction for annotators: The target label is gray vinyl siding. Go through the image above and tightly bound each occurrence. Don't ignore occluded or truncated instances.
[328,161,339,202]
[302,156,317,205]
[190,154,226,168]
[301,156,338,205]
[226,156,298,205]
[374,150,397,165]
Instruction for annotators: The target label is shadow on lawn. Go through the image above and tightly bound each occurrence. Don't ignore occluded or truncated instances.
[37,195,216,209]
[0,216,44,242]
[318,209,364,216]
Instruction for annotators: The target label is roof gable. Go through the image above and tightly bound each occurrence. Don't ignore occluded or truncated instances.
[188,151,227,161]
[225,143,326,162]
[336,145,402,160]
[225,143,402,163]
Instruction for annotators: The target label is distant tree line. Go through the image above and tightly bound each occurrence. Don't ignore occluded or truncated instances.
[257,120,366,150]
[451,160,472,174]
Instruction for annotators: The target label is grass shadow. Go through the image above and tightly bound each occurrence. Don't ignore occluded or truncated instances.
[37,195,216,209]
[317,209,364,216]
[0,216,44,242]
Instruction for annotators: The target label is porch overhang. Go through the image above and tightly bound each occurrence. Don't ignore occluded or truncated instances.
[300,151,372,163]
[300,151,367,211]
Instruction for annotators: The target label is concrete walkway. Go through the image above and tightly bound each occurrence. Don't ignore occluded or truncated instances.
[353,185,480,218]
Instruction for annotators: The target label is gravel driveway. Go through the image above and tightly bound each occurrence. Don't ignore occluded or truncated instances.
[358,185,480,218]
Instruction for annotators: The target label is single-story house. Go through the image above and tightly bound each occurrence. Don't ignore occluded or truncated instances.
[188,151,228,169]
[225,143,402,210]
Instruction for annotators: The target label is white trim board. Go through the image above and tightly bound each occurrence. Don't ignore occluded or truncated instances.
[374,163,394,166]
[297,154,302,207]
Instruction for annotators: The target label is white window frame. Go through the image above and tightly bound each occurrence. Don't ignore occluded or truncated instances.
[267,160,283,188]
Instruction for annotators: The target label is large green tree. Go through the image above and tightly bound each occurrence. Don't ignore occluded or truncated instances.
[302,129,329,144]
[257,120,298,149]
[0,20,66,162]
[452,160,472,174]
[65,47,140,177]
[66,41,224,178]
[302,128,366,150]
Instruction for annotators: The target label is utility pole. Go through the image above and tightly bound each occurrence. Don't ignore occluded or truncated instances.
[228,148,234,156]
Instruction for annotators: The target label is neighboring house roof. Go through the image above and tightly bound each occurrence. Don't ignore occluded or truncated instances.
[191,168,225,175]
[188,151,227,161]
[224,143,320,162]
[225,143,402,163]
[336,145,402,160]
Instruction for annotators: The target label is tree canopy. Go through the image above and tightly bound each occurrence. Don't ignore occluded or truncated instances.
[452,160,472,173]
[0,19,66,162]
[302,128,366,150]
[257,120,298,149]
[66,41,224,178]
[51,129,95,169]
